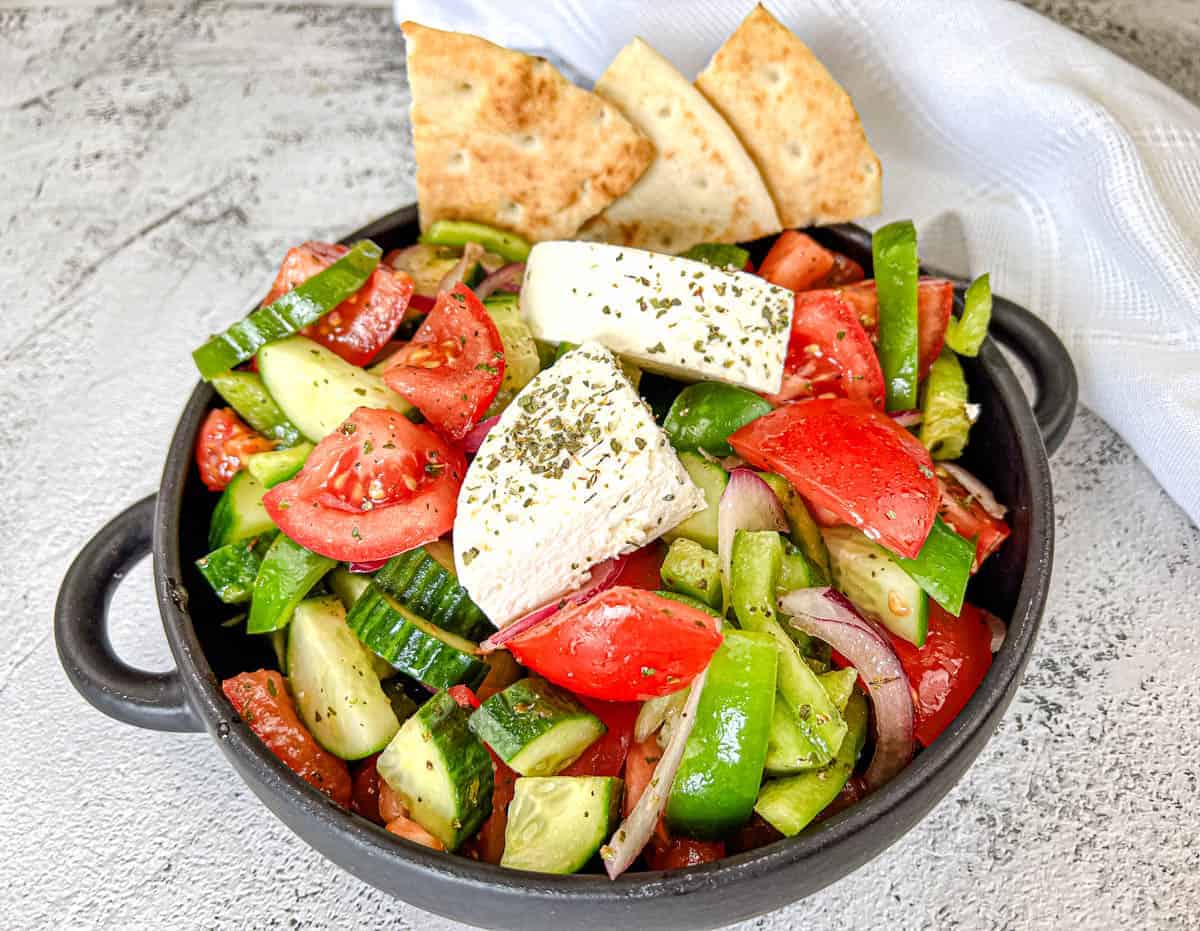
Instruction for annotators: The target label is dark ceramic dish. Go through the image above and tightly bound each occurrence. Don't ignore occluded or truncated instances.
[55,206,1076,930]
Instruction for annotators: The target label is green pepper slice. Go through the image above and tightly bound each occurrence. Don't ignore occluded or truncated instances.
[192,240,381,379]
[920,349,972,460]
[872,220,920,411]
[419,220,531,263]
[945,273,992,357]
[663,382,773,457]
[893,516,974,616]
[680,242,751,269]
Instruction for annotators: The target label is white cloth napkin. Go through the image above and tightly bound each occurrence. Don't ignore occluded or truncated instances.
[394,0,1200,526]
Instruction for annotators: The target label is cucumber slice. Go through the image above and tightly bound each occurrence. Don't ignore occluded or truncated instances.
[286,596,400,760]
[247,534,336,634]
[663,452,727,552]
[469,678,605,776]
[346,584,487,689]
[759,473,830,581]
[660,538,723,609]
[327,568,398,681]
[502,776,622,874]
[208,471,275,550]
[245,443,312,488]
[209,370,303,448]
[257,335,412,443]
[755,690,869,837]
[655,590,722,618]
[483,297,542,416]
[666,629,778,839]
[195,532,276,604]
[377,690,494,850]
[373,546,489,641]
[823,526,930,646]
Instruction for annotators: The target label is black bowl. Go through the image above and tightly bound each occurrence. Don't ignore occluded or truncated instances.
[55,206,1076,930]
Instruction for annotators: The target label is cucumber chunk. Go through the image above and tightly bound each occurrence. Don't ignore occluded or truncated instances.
[373,546,488,641]
[257,335,411,443]
[209,370,303,447]
[346,584,486,689]
[483,296,542,416]
[663,452,727,552]
[195,532,276,604]
[286,596,400,760]
[666,629,778,839]
[377,690,494,850]
[469,678,605,776]
[208,471,275,550]
[502,776,622,874]
[328,566,372,613]
[823,526,930,646]
[247,534,336,634]
[660,538,723,609]
[245,443,312,488]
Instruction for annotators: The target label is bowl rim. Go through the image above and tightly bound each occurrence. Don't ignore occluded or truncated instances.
[152,209,1054,902]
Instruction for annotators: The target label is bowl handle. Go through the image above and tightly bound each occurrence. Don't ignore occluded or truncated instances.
[986,293,1078,457]
[54,495,203,733]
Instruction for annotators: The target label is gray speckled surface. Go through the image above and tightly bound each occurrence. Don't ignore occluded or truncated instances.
[3,2,1199,929]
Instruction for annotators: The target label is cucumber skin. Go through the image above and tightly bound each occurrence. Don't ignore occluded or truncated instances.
[666,629,778,839]
[374,548,489,641]
[209,370,303,448]
[501,776,622,874]
[247,534,336,634]
[347,585,486,690]
[195,532,276,604]
[245,443,312,488]
[468,678,604,775]
[823,526,930,646]
[663,452,728,552]
[208,471,275,551]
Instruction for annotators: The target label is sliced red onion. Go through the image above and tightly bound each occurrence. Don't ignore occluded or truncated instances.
[889,409,923,428]
[474,262,526,300]
[602,652,711,878]
[633,686,690,744]
[478,555,626,652]
[348,559,388,573]
[982,608,1007,653]
[462,415,500,455]
[780,587,915,791]
[940,462,1007,519]
[718,468,788,593]
[438,241,485,293]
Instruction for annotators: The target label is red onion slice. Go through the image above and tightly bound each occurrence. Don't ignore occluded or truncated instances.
[438,242,486,293]
[718,468,788,592]
[462,415,500,455]
[982,608,1007,653]
[889,409,923,428]
[939,462,1007,519]
[348,559,388,573]
[478,555,626,652]
[474,262,526,300]
[780,587,915,790]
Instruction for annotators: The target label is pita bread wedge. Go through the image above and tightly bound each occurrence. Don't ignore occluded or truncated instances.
[402,22,655,243]
[695,4,882,227]
[581,38,780,253]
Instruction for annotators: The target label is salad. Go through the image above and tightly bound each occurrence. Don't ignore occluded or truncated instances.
[189,10,1011,880]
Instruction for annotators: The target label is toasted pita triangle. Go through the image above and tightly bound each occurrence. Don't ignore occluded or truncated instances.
[581,38,781,253]
[402,22,654,243]
[695,4,882,227]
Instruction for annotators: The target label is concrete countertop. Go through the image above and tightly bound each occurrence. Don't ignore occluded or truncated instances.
[2,2,1197,928]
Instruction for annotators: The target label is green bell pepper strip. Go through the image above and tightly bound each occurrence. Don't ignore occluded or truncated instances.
[758,473,831,580]
[893,517,974,616]
[209,370,303,447]
[920,349,972,460]
[872,221,921,410]
[419,220,531,264]
[195,531,277,605]
[247,534,337,634]
[945,273,992,357]
[664,382,773,457]
[680,243,751,270]
[192,240,382,379]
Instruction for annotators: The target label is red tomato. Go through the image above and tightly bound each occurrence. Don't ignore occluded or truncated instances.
[729,398,938,558]
[378,779,406,823]
[822,252,865,287]
[838,279,955,380]
[727,814,785,854]
[617,541,666,591]
[505,587,723,701]
[350,755,385,824]
[386,814,446,851]
[464,756,517,864]
[936,467,1011,571]
[263,407,464,562]
[222,670,351,806]
[765,291,885,409]
[647,838,726,871]
[447,685,481,710]
[560,698,638,778]
[758,230,835,292]
[195,408,275,492]
[382,284,505,441]
[889,603,993,746]
[623,735,671,847]
[263,241,415,366]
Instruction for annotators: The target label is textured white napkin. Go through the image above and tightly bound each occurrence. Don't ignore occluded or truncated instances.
[394,0,1200,526]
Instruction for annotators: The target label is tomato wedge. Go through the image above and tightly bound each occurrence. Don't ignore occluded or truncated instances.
[222,670,351,806]
[647,838,726,871]
[196,408,275,492]
[505,587,723,702]
[766,291,885,408]
[464,755,517,864]
[263,241,415,366]
[888,602,993,746]
[560,698,638,778]
[616,541,666,591]
[838,278,955,380]
[386,814,446,851]
[729,398,939,558]
[382,284,505,441]
[758,231,836,292]
[263,407,464,562]
[823,252,865,287]
[624,735,671,848]
[936,467,1011,571]
[350,755,385,824]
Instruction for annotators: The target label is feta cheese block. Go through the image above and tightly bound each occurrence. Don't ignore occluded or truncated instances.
[519,241,794,393]
[454,342,707,627]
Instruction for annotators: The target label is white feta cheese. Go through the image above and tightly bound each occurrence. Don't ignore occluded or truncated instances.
[519,241,794,393]
[453,342,706,627]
